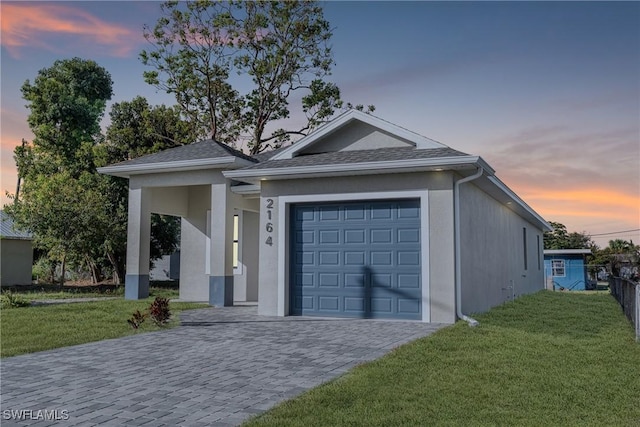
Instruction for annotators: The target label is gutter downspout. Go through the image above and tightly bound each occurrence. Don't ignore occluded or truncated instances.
[454,166,484,327]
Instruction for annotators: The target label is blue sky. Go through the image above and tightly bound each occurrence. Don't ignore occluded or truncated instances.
[1,1,638,247]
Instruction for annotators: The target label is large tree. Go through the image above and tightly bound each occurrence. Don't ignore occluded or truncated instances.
[7,58,114,285]
[140,0,346,154]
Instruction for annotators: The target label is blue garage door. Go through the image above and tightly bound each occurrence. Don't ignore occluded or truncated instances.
[290,199,422,320]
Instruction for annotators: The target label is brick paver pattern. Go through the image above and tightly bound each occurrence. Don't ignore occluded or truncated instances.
[1,306,445,426]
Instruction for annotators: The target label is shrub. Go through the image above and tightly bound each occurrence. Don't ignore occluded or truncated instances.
[127,310,147,329]
[148,296,171,325]
[0,291,31,309]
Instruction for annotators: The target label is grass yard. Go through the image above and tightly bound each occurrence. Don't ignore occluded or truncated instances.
[0,297,206,357]
[246,291,640,426]
[1,282,180,301]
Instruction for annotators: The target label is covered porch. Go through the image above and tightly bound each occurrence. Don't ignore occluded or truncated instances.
[97,140,261,306]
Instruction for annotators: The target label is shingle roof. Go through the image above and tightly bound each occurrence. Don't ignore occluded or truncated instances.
[0,211,32,240]
[106,139,257,168]
[251,146,288,162]
[239,146,469,171]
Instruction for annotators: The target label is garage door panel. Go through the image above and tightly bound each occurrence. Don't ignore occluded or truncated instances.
[344,204,366,220]
[398,274,420,288]
[319,207,340,221]
[398,228,420,243]
[371,251,393,266]
[371,297,393,314]
[319,273,339,287]
[398,298,421,314]
[345,273,365,287]
[371,273,392,288]
[319,296,339,311]
[319,251,340,266]
[344,229,365,244]
[371,229,392,243]
[290,199,421,320]
[344,251,366,265]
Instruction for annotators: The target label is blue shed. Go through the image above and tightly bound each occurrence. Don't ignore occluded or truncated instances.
[543,249,591,291]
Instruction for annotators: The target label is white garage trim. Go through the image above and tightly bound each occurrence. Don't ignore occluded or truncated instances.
[277,190,430,322]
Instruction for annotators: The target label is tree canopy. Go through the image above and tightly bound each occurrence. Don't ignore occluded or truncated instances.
[7,58,114,285]
[140,0,348,154]
[543,221,594,250]
[7,59,183,285]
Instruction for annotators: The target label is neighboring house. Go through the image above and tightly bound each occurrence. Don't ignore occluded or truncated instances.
[543,249,591,291]
[99,110,551,323]
[0,210,34,286]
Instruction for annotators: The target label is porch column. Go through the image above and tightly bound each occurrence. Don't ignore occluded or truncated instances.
[209,182,234,306]
[125,186,151,300]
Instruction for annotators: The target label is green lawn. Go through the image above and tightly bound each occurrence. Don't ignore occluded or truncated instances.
[246,291,640,426]
[0,297,206,357]
[1,283,180,301]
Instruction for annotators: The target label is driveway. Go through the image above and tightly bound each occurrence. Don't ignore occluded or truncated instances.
[1,306,445,426]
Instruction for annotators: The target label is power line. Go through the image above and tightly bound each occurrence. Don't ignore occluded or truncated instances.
[590,229,640,237]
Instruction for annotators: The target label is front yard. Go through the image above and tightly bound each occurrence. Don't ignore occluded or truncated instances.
[0,290,206,357]
[247,291,640,426]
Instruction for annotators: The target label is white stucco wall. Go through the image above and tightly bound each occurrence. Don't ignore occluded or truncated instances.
[458,181,545,315]
[257,172,457,323]
[1,239,33,286]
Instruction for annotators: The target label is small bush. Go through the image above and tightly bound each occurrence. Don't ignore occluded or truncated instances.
[148,297,171,325]
[127,310,147,329]
[0,291,31,309]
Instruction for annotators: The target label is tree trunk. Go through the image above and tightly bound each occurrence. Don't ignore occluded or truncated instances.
[59,254,66,289]
[107,251,124,285]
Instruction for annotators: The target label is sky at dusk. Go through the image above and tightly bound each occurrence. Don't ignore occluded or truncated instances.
[1,1,638,248]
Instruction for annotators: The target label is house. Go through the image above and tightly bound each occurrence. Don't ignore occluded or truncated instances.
[98,110,551,323]
[0,210,34,286]
[543,249,592,291]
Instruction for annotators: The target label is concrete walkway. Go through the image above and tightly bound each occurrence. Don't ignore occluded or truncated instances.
[1,306,445,426]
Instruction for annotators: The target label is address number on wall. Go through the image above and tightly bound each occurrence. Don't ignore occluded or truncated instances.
[265,198,274,246]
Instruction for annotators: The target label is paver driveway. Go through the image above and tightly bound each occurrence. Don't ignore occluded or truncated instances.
[1,306,445,426]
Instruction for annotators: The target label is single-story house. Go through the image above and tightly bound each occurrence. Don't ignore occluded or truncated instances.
[0,210,34,286]
[544,249,592,291]
[99,110,551,323]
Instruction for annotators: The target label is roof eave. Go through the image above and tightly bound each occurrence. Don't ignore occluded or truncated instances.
[223,156,488,183]
[484,175,553,232]
[98,157,255,178]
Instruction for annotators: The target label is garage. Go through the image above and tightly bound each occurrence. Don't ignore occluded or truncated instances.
[290,199,422,320]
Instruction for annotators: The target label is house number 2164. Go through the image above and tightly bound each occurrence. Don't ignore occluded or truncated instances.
[265,199,274,246]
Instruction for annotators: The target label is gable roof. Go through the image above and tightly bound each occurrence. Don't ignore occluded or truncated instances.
[270,109,446,161]
[98,139,257,178]
[0,211,32,240]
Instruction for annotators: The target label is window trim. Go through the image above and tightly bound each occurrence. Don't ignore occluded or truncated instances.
[551,259,566,277]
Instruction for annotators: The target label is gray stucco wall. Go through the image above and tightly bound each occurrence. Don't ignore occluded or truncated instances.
[300,121,413,154]
[458,181,545,315]
[1,239,33,286]
[258,172,457,323]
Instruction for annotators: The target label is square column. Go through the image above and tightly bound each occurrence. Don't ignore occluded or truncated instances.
[125,187,151,299]
[209,182,234,306]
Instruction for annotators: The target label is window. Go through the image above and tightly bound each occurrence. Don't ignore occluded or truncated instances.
[552,260,565,277]
[233,214,239,269]
[522,227,528,270]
